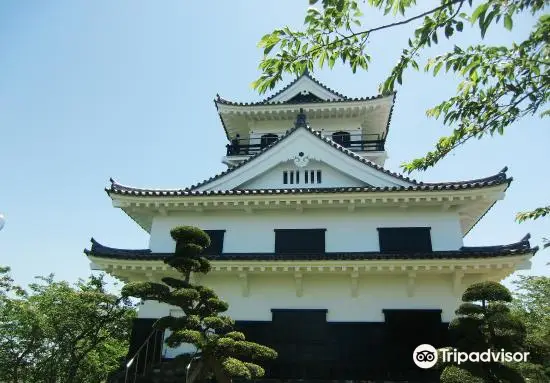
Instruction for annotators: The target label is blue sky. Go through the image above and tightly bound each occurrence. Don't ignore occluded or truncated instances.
[0,1,548,289]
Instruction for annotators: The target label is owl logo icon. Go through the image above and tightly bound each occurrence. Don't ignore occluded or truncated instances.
[413,344,438,369]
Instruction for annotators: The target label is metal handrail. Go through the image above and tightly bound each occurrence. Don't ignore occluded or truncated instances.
[124,329,163,383]
[228,133,382,145]
[226,133,385,156]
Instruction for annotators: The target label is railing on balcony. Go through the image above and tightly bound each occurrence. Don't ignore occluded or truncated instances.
[226,133,385,156]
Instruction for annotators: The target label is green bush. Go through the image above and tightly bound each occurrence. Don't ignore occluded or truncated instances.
[441,281,529,382]
[441,365,485,383]
[170,226,211,248]
[462,281,513,303]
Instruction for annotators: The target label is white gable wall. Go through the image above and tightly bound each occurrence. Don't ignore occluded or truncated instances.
[148,208,464,253]
[195,127,412,192]
[239,160,368,189]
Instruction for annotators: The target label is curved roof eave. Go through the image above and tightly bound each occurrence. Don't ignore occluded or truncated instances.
[85,235,537,261]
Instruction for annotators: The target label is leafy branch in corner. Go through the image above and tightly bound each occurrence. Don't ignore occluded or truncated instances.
[254,0,549,226]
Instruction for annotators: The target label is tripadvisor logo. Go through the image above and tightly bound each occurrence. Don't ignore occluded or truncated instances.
[413,344,438,369]
[413,344,530,369]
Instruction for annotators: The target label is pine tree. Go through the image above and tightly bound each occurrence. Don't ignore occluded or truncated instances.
[440,281,528,383]
[121,226,277,383]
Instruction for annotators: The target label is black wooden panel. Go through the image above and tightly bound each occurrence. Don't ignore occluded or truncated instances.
[378,227,432,252]
[270,309,329,377]
[230,317,450,381]
[383,309,443,379]
[274,229,326,254]
[202,230,225,255]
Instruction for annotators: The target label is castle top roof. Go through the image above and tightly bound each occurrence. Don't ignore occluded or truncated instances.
[215,69,390,106]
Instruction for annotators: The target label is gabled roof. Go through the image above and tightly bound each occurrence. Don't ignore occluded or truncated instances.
[198,118,413,188]
[214,92,395,142]
[214,71,396,141]
[263,69,347,102]
[215,70,360,107]
[107,120,510,195]
[214,93,389,107]
[109,122,414,195]
[85,235,537,261]
[214,70,393,106]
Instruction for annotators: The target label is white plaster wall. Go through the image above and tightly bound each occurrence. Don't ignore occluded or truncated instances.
[143,273,463,357]
[138,273,461,323]
[239,160,366,189]
[148,208,464,253]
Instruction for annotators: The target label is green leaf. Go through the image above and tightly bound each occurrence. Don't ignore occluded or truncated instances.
[433,61,443,76]
[504,14,513,30]
[318,50,327,68]
[445,24,454,38]
[328,54,337,68]
[471,2,489,23]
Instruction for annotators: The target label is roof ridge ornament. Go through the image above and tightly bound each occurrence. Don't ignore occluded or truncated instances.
[294,108,308,128]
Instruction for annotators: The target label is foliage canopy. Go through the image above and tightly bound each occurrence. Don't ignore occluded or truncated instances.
[0,267,136,383]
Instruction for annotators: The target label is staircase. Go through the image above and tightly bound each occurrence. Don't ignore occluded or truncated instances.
[109,329,190,383]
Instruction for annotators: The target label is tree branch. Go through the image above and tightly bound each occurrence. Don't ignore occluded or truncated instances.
[287,0,464,61]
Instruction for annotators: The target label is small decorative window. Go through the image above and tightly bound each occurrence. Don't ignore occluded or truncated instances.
[283,170,299,184]
[284,170,322,185]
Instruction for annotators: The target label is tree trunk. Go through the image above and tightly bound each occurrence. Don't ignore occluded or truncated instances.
[211,360,232,383]
[187,359,204,383]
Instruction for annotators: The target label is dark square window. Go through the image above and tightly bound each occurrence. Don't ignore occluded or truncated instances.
[275,229,326,254]
[202,230,225,255]
[377,227,432,253]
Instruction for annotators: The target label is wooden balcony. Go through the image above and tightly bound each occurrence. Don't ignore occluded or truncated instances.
[226,133,385,156]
